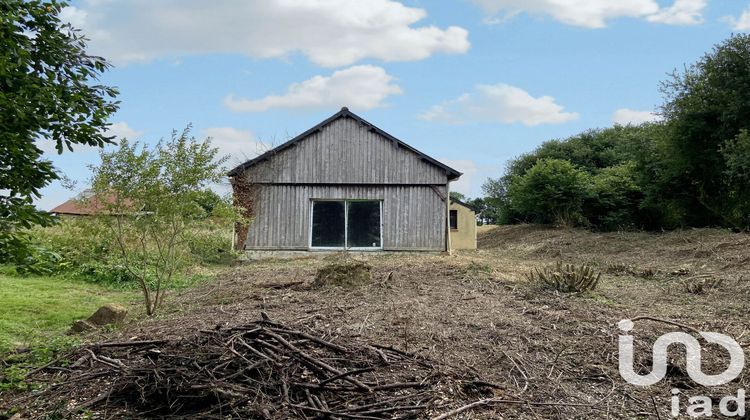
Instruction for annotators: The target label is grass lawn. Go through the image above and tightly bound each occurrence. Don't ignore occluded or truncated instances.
[0,272,136,352]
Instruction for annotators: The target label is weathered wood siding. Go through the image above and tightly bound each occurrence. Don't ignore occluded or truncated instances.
[244,184,447,251]
[238,117,447,185]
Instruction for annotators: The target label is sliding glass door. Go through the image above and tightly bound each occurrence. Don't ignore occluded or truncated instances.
[310,200,382,250]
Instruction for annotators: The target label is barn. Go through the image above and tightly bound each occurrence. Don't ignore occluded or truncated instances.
[228,107,464,254]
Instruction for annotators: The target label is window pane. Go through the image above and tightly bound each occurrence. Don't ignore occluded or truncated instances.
[347,201,381,248]
[311,201,345,247]
[450,210,458,230]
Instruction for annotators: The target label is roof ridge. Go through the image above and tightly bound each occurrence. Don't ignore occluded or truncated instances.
[226,108,461,180]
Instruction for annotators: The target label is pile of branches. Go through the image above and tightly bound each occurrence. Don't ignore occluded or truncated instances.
[17,316,462,418]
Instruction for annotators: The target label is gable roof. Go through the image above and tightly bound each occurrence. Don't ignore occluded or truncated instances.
[227,107,462,180]
[50,189,136,216]
[450,197,478,212]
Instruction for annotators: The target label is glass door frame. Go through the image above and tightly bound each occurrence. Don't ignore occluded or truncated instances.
[308,199,383,251]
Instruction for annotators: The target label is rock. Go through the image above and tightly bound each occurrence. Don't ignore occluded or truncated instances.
[87,303,128,326]
[69,319,96,334]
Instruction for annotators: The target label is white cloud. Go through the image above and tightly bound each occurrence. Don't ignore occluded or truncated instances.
[440,159,477,197]
[225,65,402,112]
[647,0,706,25]
[612,108,660,125]
[105,122,143,141]
[470,0,705,28]
[59,6,87,28]
[68,0,469,67]
[202,127,269,166]
[722,6,750,31]
[420,83,578,126]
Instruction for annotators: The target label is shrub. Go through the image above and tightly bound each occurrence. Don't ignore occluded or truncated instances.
[507,159,590,226]
[585,163,643,230]
[526,261,601,293]
[185,224,235,264]
[75,262,138,286]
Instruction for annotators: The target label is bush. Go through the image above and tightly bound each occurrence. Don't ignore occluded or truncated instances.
[585,163,643,230]
[526,261,601,293]
[185,224,235,264]
[507,159,590,226]
[29,218,113,266]
[16,217,235,287]
[75,262,138,286]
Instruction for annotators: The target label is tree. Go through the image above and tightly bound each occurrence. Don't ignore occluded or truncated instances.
[90,128,237,315]
[658,34,750,229]
[507,159,590,226]
[480,177,513,225]
[0,1,118,265]
[584,163,643,230]
[449,191,466,202]
[719,129,750,230]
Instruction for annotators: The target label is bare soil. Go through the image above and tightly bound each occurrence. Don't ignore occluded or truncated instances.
[5,225,750,418]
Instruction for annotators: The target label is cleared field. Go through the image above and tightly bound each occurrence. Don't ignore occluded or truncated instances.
[4,226,749,418]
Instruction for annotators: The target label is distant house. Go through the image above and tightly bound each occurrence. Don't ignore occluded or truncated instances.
[50,189,133,217]
[449,198,478,250]
[228,107,466,253]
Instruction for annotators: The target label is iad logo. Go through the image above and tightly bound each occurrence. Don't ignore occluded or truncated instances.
[617,318,747,417]
[618,319,745,386]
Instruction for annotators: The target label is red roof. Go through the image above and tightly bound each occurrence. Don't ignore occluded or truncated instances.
[50,190,134,216]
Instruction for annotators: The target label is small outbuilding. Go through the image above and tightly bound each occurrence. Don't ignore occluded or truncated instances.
[229,107,463,254]
[448,198,478,250]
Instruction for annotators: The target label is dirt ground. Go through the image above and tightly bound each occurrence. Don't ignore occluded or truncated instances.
[6,225,750,418]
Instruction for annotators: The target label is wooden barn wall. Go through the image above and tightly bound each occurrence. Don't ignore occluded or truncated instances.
[244,185,447,251]
[240,117,447,185]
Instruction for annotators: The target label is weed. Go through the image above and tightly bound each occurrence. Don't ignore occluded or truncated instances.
[683,275,724,294]
[526,261,602,293]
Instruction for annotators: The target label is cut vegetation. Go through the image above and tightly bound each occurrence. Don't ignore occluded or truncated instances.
[3,225,748,418]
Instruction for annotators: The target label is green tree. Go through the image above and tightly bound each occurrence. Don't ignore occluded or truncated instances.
[0,1,118,265]
[507,159,590,226]
[658,34,750,229]
[449,191,466,202]
[584,163,643,230]
[480,177,513,225]
[719,129,750,229]
[90,128,237,315]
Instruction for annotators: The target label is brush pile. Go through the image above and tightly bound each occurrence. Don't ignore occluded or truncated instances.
[16,316,462,418]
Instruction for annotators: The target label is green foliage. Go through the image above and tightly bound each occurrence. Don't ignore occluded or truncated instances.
[0,271,133,354]
[719,130,750,229]
[657,34,750,229]
[0,0,118,267]
[89,127,241,315]
[480,178,514,225]
[526,261,602,293]
[584,163,643,230]
[1,335,78,391]
[507,159,590,226]
[484,124,660,229]
[184,223,236,265]
[449,191,466,202]
[484,34,750,232]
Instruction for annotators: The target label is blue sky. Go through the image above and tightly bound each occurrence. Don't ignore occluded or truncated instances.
[37,0,750,210]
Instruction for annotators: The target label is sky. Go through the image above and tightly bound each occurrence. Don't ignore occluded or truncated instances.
[36,0,750,210]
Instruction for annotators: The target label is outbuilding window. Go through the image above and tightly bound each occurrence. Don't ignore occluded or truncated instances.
[310,200,382,249]
[449,210,458,230]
